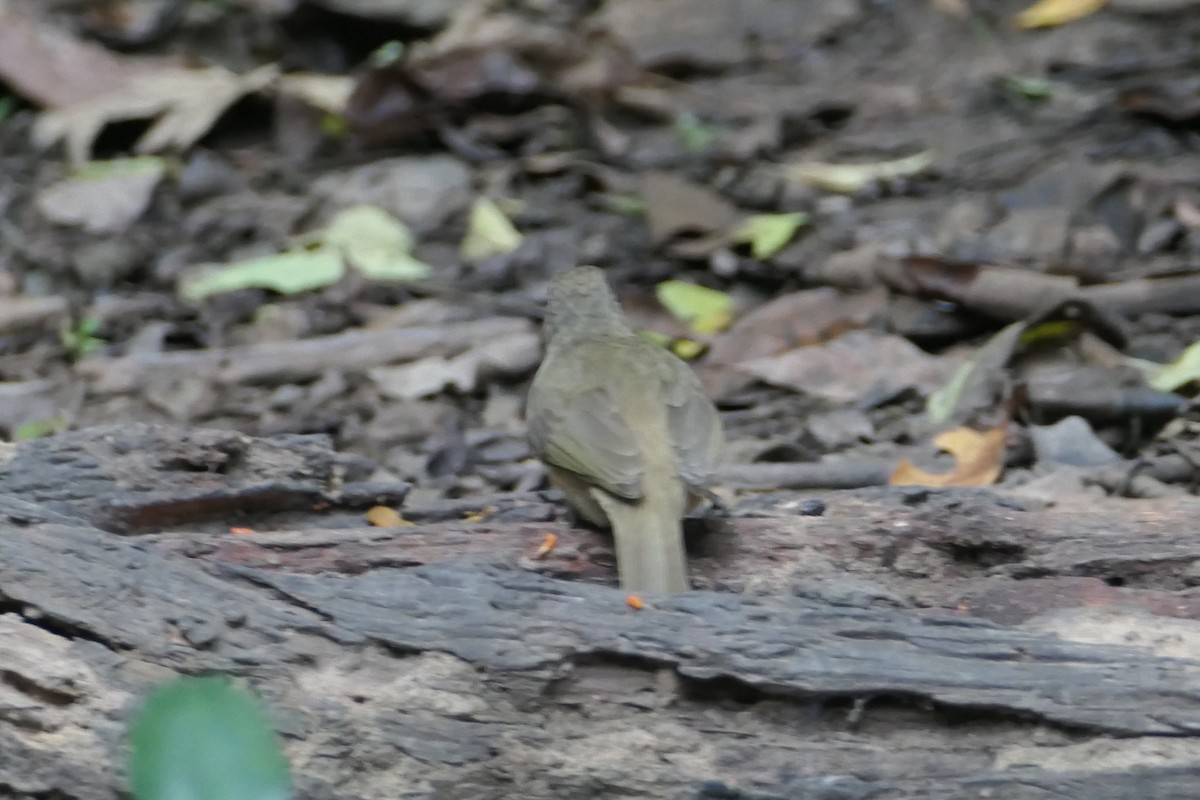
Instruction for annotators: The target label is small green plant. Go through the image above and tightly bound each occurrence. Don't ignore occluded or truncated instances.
[129,676,292,800]
[60,317,105,359]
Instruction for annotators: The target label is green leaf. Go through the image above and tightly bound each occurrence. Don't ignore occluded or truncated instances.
[322,205,431,281]
[1150,340,1200,392]
[129,676,291,800]
[730,212,808,259]
[674,112,720,153]
[179,248,344,303]
[461,198,523,264]
[14,416,68,441]
[656,280,733,334]
[1001,76,1054,101]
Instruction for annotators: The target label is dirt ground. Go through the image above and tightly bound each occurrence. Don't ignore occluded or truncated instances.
[3,0,1200,797]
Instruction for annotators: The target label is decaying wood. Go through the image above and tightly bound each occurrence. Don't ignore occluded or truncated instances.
[2,425,1200,799]
[74,316,533,393]
[719,458,893,489]
[0,294,69,335]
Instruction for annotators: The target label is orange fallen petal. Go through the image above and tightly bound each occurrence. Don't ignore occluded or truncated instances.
[533,532,558,559]
[626,594,644,610]
[229,527,255,535]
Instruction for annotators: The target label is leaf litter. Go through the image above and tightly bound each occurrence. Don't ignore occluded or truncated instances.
[2,0,1200,610]
[179,205,432,302]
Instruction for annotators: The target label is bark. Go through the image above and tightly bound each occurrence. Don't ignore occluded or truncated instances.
[2,425,1199,800]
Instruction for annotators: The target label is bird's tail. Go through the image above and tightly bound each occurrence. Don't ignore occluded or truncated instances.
[592,487,689,594]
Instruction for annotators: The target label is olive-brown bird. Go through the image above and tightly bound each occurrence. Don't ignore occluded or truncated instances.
[526,266,725,593]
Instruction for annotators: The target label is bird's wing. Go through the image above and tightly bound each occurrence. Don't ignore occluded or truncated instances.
[527,378,644,501]
[662,356,725,491]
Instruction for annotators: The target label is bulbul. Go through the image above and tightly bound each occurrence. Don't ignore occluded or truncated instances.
[526,266,725,593]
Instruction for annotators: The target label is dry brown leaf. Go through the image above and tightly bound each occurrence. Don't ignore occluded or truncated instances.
[1174,197,1200,230]
[0,3,164,108]
[34,64,279,164]
[415,1,565,62]
[881,257,1079,322]
[931,0,969,16]
[35,157,167,233]
[737,330,958,404]
[890,426,1007,488]
[703,288,887,396]
[598,0,858,70]
[277,73,354,115]
[640,171,740,248]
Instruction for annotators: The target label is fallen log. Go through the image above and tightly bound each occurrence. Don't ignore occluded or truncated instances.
[1,425,1199,799]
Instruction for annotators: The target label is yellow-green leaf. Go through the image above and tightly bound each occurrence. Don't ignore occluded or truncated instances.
[74,155,169,181]
[730,212,808,259]
[783,151,934,194]
[179,248,344,303]
[637,329,673,348]
[1014,0,1106,28]
[656,280,733,334]
[322,205,431,281]
[1018,319,1082,345]
[670,338,707,360]
[1150,340,1200,392]
[461,198,523,264]
[636,329,707,360]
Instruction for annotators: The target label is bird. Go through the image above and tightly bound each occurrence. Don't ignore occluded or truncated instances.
[526,266,725,593]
